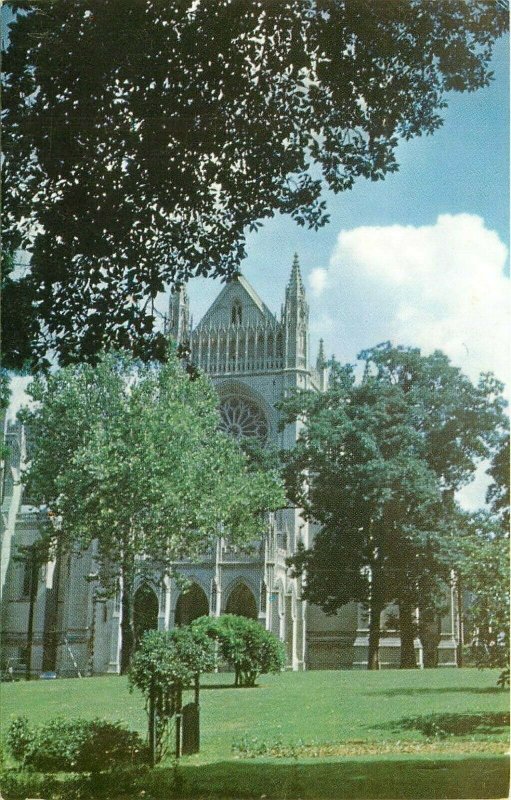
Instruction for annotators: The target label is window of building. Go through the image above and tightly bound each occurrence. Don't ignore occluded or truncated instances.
[231,302,242,325]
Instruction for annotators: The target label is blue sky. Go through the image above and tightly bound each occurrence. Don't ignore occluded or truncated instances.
[183,35,509,360]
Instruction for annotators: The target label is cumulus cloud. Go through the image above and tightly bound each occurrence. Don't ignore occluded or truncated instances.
[308,214,509,510]
[309,214,509,389]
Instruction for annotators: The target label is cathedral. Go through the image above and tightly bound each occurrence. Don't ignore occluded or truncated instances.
[1,258,461,676]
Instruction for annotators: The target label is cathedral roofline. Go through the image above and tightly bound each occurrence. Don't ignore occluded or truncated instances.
[193,274,277,331]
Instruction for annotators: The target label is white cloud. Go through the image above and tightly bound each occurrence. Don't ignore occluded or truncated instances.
[307,214,509,511]
[309,267,328,297]
[308,214,510,389]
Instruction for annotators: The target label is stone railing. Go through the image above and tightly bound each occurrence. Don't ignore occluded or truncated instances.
[193,355,284,375]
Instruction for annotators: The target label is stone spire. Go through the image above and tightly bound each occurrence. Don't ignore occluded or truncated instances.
[316,338,325,370]
[283,254,309,369]
[287,253,305,298]
[167,284,190,344]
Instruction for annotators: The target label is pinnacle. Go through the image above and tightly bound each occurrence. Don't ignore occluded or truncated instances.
[288,252,304,293]
[317,338,326,368]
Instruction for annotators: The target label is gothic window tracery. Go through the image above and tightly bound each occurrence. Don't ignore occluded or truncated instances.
[219,396,268,442]
[231,301,242,325]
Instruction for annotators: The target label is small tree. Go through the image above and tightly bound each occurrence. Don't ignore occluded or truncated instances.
[456,511,509,686]
[21,348,284,672]
[129,627,216,764]
[193,615,286,687]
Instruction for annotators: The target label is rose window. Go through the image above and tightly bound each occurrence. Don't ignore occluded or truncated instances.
[219,397,268,442]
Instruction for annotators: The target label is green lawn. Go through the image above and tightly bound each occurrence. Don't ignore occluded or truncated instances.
[1,669,509,799]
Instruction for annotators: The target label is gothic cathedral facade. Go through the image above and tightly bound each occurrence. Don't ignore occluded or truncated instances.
[1,258,460,676]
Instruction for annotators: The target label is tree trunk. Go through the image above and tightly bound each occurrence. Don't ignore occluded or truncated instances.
[367,562,385,670]
[25,551,39,681]
[175,684,183,759]
[367,595,382,670]
[148,679,157,767]
[456,575,464,667]
[42,542,63,672]
[119,569,135,674]
[418,606,441,668]
[399,597,417,669]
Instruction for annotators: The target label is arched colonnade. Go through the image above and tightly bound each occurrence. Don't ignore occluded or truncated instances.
[131,577,305,669]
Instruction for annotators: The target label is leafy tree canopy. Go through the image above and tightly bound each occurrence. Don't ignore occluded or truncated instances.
[486,428,510,528]
[281,344,507,667]
[2,0,508,366]
[20,347,284,670]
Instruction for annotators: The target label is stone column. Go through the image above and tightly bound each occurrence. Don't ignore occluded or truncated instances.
[285,594,293,667]
[293,596,305,670]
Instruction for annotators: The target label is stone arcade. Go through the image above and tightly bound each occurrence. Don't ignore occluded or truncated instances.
[1,258,461,676]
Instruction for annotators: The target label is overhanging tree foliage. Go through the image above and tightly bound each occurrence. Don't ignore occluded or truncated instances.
[2,0,508,366]
[20,348,284,672]
[281,344,507,669]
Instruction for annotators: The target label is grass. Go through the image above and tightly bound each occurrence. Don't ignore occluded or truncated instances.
[1,668,509,799]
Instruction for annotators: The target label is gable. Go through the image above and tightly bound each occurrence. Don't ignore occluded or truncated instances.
[194,276,277,330]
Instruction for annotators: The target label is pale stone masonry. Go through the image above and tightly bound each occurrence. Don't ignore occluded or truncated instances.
[1,257,460,675]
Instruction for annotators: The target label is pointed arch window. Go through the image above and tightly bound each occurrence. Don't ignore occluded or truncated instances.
[231,301,242,325]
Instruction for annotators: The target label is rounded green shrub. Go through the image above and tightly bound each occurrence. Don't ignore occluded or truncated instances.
[6,716,147,772]
[192,614,286,687]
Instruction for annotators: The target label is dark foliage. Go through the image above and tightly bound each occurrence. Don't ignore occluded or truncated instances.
[396,711,510,739]
[2,1,507,365]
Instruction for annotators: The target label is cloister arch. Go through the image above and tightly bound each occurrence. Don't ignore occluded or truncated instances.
[175,582,209,626]
[133,583,159,648]
[225,582,258,619]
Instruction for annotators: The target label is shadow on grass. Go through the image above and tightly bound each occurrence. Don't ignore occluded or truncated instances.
[378,711,509,738]
[367,686,507,697]
[199,683,265,691]
[2,756,509,800]
[198,683,237,691]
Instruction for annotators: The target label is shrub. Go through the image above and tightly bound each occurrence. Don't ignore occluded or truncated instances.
[6,716,34,765]
[129,627,216,698]
[6,716,147,772]
[129,627,216,763]
[192,614,286,687]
